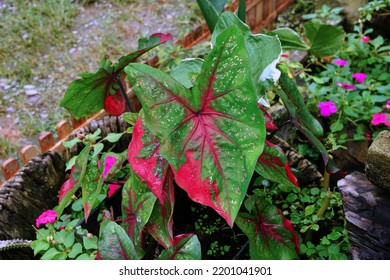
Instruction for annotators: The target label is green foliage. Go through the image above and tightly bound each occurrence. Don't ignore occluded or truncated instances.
[301,4,344,25]
[252,179,350,260]
[270,22,345,58]
[358,0,390,22]
[31,207,98,260]
[305,23,390,143]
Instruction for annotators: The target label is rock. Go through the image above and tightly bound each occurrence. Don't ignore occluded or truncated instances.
[365,130,390,191]
[338,171,390,259]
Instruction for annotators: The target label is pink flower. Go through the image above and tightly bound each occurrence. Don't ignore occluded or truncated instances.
[36,209,57,228]
[386,100,390,111]
[371,113,388,126]
[337,82,356,90]
[352,72,367,84]
[102,156,117,178]
[108,184,121,198]
[318,101,337,117]
[361,36,370,43]
[332,59,348,67]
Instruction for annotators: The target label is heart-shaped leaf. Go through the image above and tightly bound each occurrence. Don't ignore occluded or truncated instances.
[157,234,201,260]
[121,171,157,257]
[145,167,175,248]
[125,26,265,226]
[128,117,169,203]
[256,140,298,188]
[304,22,344,57]
[236,195,299,260]
[97,220,139,260]
[268,28,308,51]
[170,58,204,89]
[60,33,172,119]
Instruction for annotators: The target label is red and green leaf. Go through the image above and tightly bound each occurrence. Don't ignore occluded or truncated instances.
[125,26,265,226]
[256,140,298,188]
[121,171,157,257]
[127,117,175,247]
[128,117,169,203]
[82,152,127,221]
[96,220,139,260]
[145,167,175,248]
[60,33,172,120]
[258,104,278,131]
[57,143,90,219]
[157,234,201,260]
[236,195,299,260]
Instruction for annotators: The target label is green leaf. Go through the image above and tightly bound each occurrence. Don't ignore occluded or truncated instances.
[68,243,83,259]
[196,0,226,33]
[32,241,50,256]
[330,121,344,132]
[125,26,265,226]
[269,28,308,51]
[170,58,203,88]
[122,112,139,126]
[41,247,60,260]
[60,33,172,119]
[305,205,316,216]
[63,231,75,248]
[76,253,94,260]
[62,137,81,148]
[327,230,342,241]
[236,0,246,23]
[157,234,201,260]
[277,71,323,137]
[276,71,338,173]
[304,22,345,57]
[104,132,125,143]
[91,143,104,159]
[83,236,98,250]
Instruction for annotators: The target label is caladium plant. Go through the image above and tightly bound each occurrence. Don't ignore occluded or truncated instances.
[52,9,341,260]
[125,26,265,227]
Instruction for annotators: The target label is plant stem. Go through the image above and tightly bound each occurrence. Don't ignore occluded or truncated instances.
[304,171,331,243]
[115,76,133,113]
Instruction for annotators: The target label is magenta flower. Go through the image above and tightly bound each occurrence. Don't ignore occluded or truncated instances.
[36,209,57,228]
[371,113,388,126]
[332,59,348,67]
[318,101,337,117]
[386,100,390,111]
[361,36,370,43]
[352,72,367,84]
[337,82,356,90]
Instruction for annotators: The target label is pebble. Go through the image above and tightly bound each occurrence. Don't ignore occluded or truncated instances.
[25,89,39,96]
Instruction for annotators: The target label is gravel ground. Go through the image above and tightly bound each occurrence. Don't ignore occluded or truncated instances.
[0,0,202,165]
